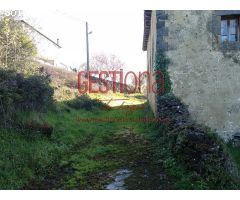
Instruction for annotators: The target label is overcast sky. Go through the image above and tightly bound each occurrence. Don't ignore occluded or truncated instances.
[23,9,146,72]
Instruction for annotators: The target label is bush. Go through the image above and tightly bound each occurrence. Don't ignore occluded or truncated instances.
[66,95,109,111]
[17,74,54,111]
[0,69,54,122]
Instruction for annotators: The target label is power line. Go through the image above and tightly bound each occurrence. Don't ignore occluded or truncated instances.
[54,10,87,23]
[20,20,62,48]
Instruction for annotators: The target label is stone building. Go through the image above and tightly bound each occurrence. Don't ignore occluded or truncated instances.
[143,10,240,140]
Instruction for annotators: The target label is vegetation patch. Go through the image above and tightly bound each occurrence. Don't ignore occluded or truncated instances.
[0,69,54,125]
[154,94,239,189]
[0,96,239,189]
[66,94,110,111]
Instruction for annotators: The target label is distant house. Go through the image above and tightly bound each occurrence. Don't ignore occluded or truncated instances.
[143,10,240,140]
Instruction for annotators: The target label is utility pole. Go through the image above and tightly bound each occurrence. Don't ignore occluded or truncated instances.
[86,22,90,72]
[54,10,92,72]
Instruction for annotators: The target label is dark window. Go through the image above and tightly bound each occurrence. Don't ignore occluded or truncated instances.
[221,15,240,42]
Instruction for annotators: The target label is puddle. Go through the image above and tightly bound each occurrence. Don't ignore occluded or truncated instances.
[106,169,132,190]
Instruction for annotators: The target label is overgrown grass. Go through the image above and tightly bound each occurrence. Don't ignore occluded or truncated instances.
[0,128,59,189]
[0,96,146,189]
[128,106,206,189]
[0,97,239,189]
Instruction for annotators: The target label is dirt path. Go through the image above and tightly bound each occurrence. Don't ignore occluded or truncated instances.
[103,128,170,190]
[23,103,170,190]
[25,127,170,190]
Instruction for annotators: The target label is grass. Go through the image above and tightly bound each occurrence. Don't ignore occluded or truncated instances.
[0,128,59,189]
[89,92,146,106]
[0,95,239,189]
[226,143,240,170]
[0,94,148,189]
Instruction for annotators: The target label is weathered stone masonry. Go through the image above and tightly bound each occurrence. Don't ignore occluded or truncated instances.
[143,10,240,140]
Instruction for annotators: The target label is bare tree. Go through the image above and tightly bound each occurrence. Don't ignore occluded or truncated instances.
[80,53,124,71]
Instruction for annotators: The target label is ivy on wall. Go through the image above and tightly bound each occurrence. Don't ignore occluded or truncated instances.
[154,49,172,97]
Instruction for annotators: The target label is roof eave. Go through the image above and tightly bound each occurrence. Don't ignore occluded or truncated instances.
[142,10,152,51]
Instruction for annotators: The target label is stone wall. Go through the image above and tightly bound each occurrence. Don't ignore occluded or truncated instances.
[163,10,240,140]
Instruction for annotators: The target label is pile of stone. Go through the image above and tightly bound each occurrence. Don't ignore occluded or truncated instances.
[157,94,190,129]
[157,94,236,179]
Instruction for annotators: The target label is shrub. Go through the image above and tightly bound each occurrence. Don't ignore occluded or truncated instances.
[17,74,54,111]
[0,69,54,123]
[66,95,109,111]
